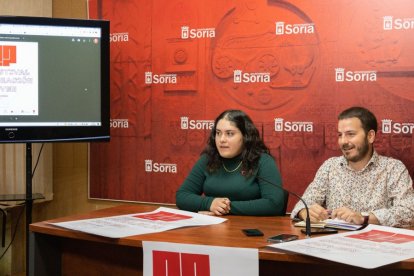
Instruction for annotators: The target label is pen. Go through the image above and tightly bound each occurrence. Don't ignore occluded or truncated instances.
[327,210,332,219]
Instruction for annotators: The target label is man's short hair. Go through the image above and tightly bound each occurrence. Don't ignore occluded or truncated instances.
[338,106,378,134]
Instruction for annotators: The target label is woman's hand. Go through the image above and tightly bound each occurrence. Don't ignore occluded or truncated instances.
[210,198,231,216]
[198,211,215,216]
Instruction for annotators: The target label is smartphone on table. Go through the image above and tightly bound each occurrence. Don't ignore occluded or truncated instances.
[242,228,264,237]
[267,234,298,243]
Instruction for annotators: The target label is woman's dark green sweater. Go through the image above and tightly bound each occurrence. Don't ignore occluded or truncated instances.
[176,153,285,216]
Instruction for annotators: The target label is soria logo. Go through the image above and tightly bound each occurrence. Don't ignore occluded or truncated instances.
[233,70,270,83]
[145,160,177,174]
[275,21,315,35]
[180,117,214,130]
[110,119,129,129]
[382,119,414,134]
[110,32,129,43]
[0,45,17,66]
[382,119,392,133]
[383,16,414,31]
[274,118,313,132]
[335,68,377,82]
[145,72,177,84]
[181,26,215,39]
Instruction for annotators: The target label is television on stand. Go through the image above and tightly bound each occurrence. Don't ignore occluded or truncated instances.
[0,16,110,276]
[0,16,110,143]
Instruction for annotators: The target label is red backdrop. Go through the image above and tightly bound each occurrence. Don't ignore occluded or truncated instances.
[88,0,414,211]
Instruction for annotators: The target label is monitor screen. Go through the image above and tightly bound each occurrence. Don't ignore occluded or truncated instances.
[0,16,110,142]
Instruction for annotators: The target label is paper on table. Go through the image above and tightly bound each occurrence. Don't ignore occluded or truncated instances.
[49,207,227,238]
[268,224,414,269]
[294,218,363,230]
[324,218,363,230]
[294,221,326,228]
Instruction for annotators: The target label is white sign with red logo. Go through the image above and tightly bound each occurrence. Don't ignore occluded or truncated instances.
[268,224,414,269]
[143,241,258,276]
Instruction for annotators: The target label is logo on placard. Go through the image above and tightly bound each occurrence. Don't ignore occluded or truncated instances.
[181,26,215,39]
[335,68,377,82]
[0,45,17,66]
[275,21,315,35]
[180,116,214,130]
[233,70,270,83]
[274,118,313,132]
[110,119,129,129]
[145,72,177,84]
[145,160,177,173]
[153,251,210,276]
[381,119,414,134]
[383,16,414,30]
[110,32,129,43]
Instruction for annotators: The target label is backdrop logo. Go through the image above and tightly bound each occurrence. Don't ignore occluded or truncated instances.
[110,119,129,129]
[383,16,414,30]
[274,118,313,132]
[145,72,177,84]
[382,119,392,133]
[181,26,215,39]
[335,68,377,82]
[0,45,17,66]
[383,16,393,30]
[382,119,414,134]
[275,21,315,35]
[180,117,214,130]
[110,32,129,43]
[145,160,177,174]
[233,70,270,83]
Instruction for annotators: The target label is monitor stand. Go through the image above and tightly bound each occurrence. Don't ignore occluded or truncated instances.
[0,143,45,276]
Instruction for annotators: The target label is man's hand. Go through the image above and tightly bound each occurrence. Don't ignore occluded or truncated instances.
[298,204,330,222]
[331,207,363,224]
[209,198,231,216]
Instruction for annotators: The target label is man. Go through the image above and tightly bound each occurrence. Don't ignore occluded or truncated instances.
[291,106,414,227]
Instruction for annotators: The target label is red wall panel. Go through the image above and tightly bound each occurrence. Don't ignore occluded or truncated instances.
[88,0,414,210]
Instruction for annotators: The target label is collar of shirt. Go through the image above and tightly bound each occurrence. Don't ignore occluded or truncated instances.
[339,150,379,172]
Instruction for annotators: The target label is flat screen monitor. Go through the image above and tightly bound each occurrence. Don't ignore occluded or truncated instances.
[0,16,110,143]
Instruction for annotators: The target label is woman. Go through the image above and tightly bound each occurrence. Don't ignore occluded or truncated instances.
[176,110,285,216]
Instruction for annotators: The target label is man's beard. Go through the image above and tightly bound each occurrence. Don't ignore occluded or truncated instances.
[342,138,370,163]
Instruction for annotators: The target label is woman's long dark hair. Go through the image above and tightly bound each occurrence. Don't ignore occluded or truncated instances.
[202,110,270,177]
